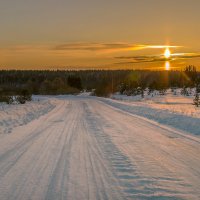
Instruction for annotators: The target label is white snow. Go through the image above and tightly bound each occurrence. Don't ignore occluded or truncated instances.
[0,97,56,134]
[112,89,199,118]
[108,90,200,136]
[0,95,200,199]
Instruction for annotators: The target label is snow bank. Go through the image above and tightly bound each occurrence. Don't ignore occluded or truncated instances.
[100,97,200,136]
[0,98,56,134]
[112,93,200,118]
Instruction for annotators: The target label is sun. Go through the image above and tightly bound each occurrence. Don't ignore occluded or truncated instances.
[164,48,171,59]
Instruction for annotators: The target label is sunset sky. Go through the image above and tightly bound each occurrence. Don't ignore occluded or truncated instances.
[0,0,200,70]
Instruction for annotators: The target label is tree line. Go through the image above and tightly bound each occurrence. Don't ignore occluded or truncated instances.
[0,66,200,105]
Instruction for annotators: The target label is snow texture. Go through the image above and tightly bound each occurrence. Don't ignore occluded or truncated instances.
[0,97,55,134]
[0,96,200,199]
[108,92,200,136]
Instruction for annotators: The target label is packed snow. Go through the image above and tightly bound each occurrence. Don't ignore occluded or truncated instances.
[0,95,200,199]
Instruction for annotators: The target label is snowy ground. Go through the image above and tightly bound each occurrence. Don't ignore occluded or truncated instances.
[110,91,200,136]
[112,89,200,117]
[0,95,200,199]
[0,97,56,134]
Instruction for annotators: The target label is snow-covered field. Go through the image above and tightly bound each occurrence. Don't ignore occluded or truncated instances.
[0,95,200,199]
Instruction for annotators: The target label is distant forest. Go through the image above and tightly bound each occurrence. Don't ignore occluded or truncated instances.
[0,66,200,102]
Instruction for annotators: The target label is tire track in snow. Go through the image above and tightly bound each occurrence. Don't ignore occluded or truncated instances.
[84,99,196,199]
[84,101,145,199]
[0,100,72,199]
[0,99,67,179]
[45,101,81,200]
[81,101,125,200]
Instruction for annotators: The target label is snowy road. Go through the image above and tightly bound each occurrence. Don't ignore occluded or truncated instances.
[0,97,200,200]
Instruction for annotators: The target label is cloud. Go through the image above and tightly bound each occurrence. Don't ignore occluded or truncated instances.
[115,53,200,65]
[53,43,130,51]
[52,42,180,53]
[172,53,200,59]
[1,43,181,55]
[1,43,189,66]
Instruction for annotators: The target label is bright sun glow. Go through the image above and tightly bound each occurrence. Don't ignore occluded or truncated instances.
[164,48,171,59]
[165,61,170,70]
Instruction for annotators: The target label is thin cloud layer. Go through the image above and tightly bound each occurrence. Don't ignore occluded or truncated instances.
[2,42,198,68]
[52,43,180,52]
[53,43,130,51]
[1,43,180,54]
[115,53,200,64]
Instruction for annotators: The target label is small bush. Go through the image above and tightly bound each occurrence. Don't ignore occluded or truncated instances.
[0,95,13,104]
[15,89,32,104]
[16,95,26,104]
[20,89,32,101]
[193,93,200,107]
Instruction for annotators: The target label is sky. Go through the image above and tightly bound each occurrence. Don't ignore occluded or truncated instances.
[0,0,200,70]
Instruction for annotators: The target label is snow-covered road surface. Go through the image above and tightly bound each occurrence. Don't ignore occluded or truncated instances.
[0,96,200,200]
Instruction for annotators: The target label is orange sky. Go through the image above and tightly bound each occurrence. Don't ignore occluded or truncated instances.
[0,0,200,70]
